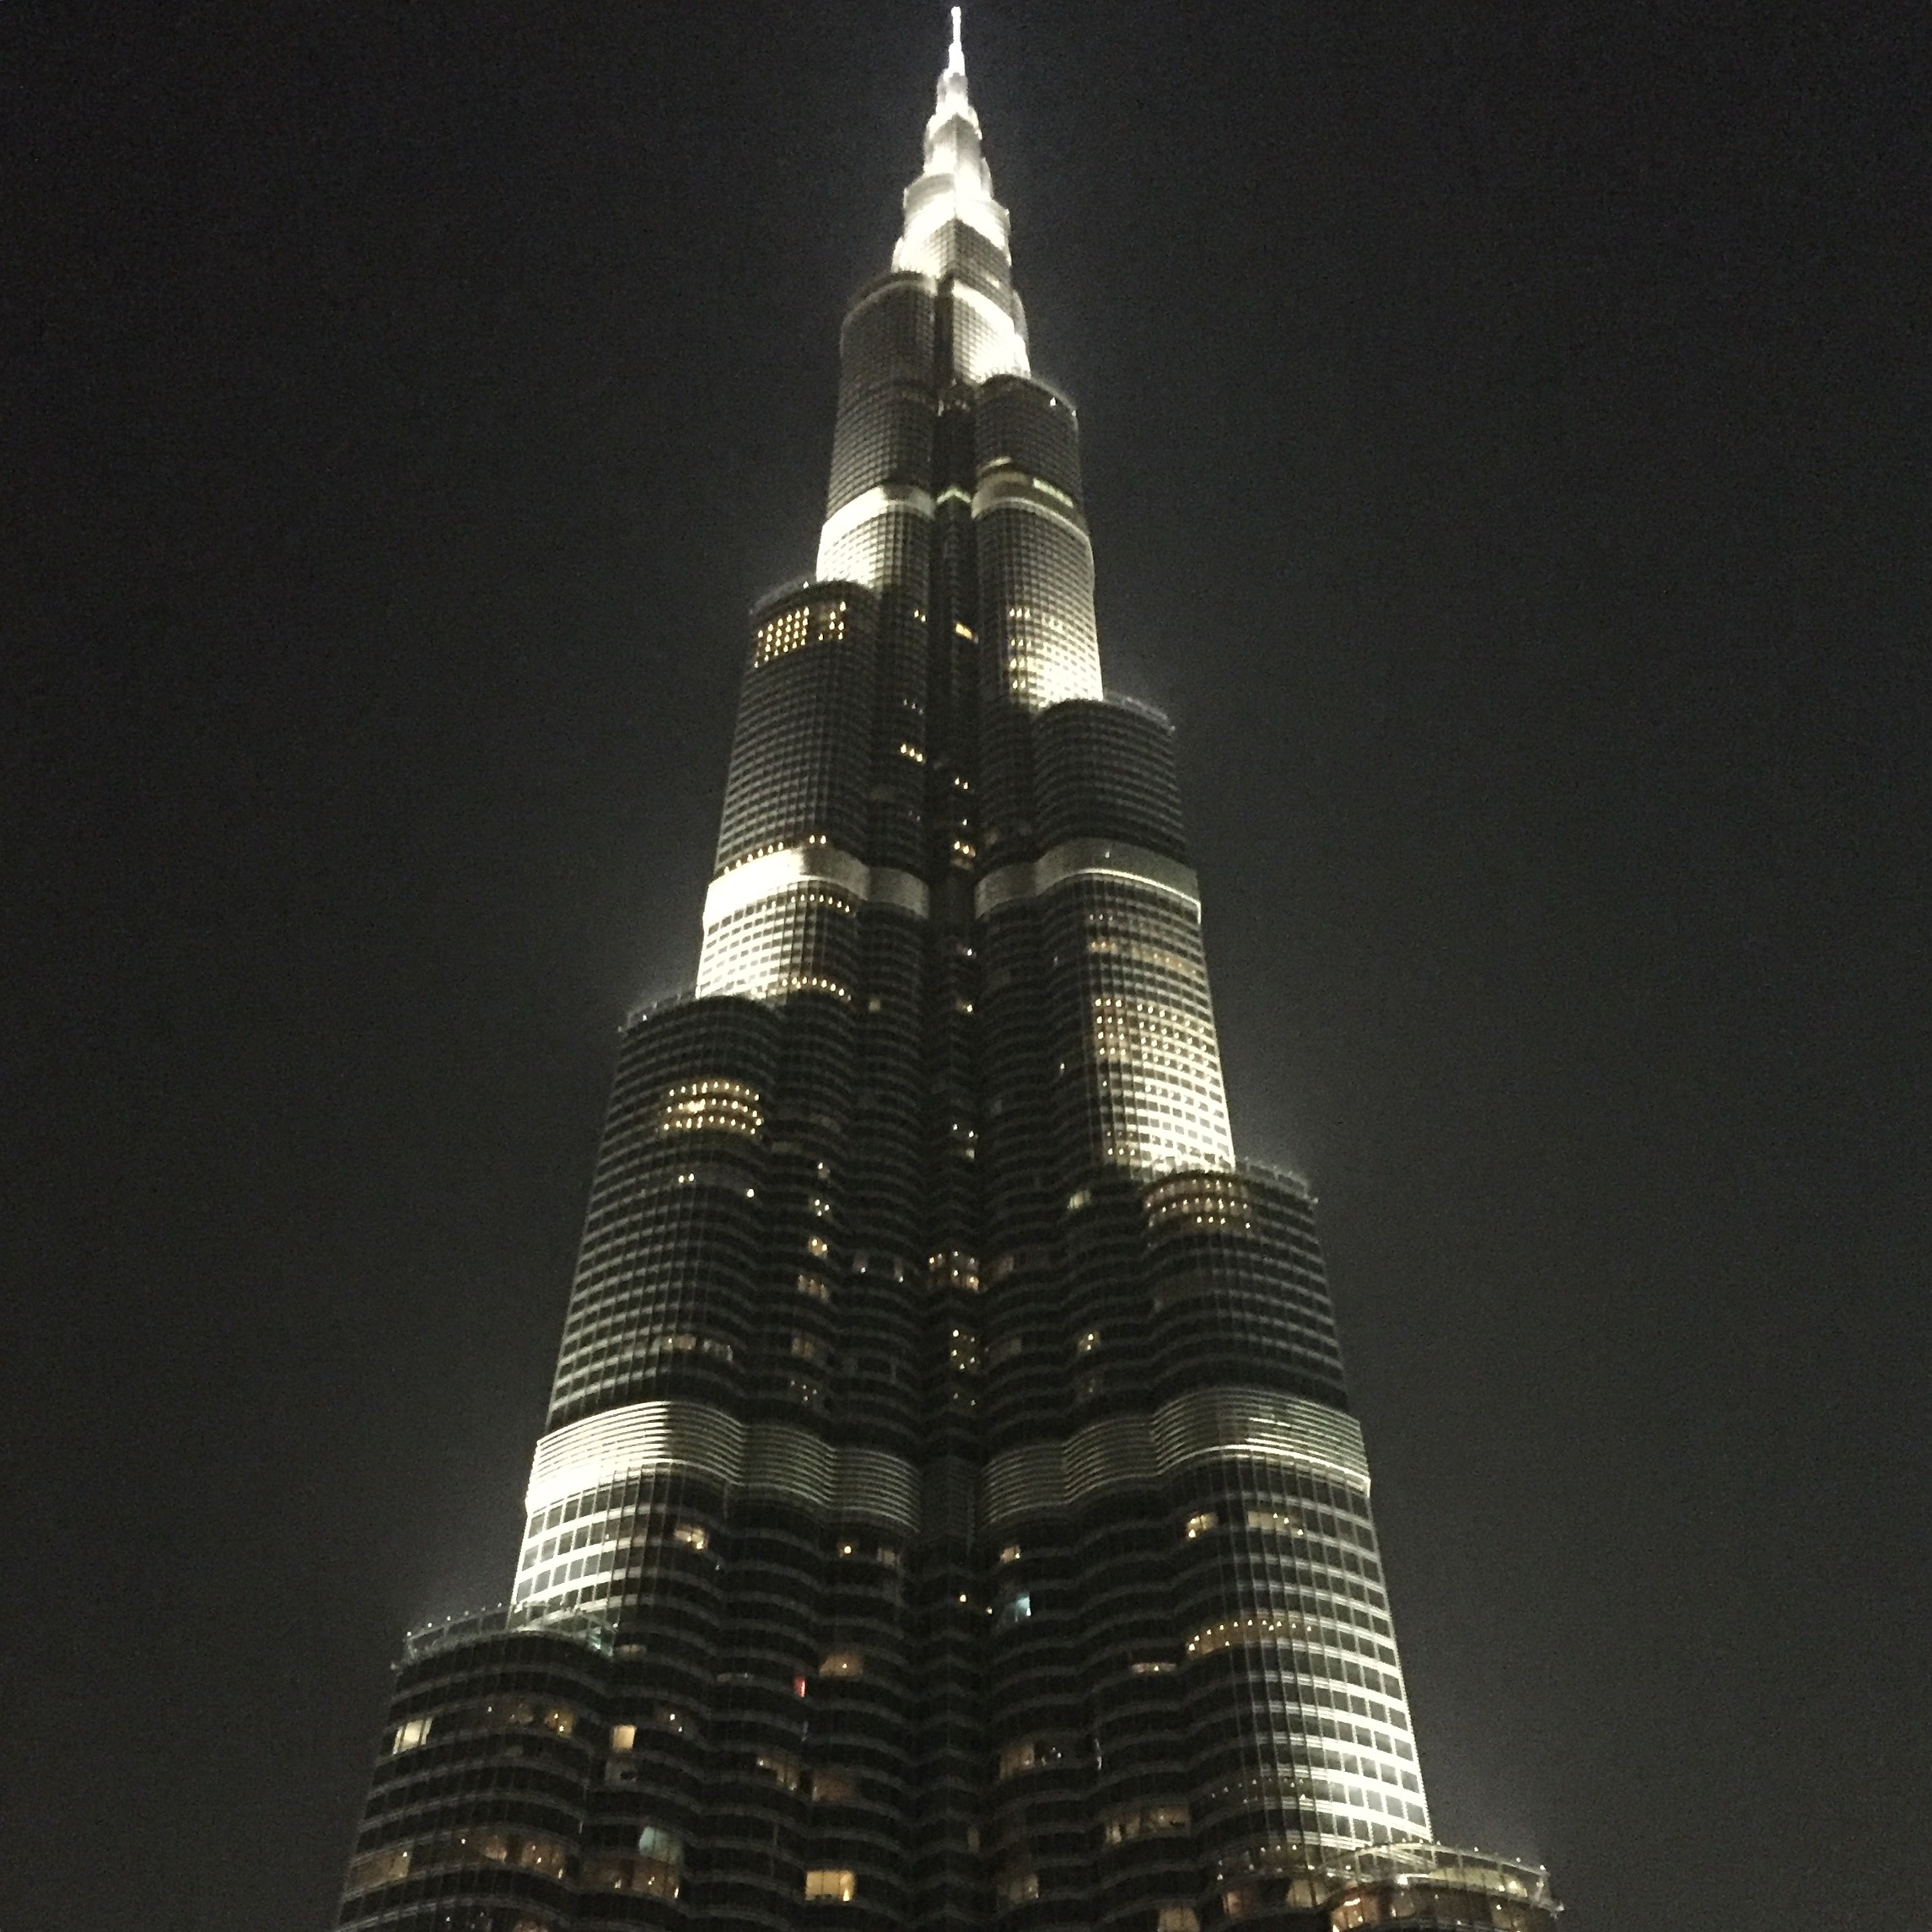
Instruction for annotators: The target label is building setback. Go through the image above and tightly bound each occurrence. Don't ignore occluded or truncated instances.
[336,19,1560,1932]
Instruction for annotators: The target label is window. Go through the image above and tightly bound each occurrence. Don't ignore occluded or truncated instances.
[390,1715,433,1753]
[998,1542,1023,1564]
[1184,1511,1218,1538]
[345,1846,409,1893]
[1246,1507,1303,1535]
[609,1723,636,1752]
[657,1077,762,1139]
[805,1868,857,1902]
[797,1272,832,1302]
[820,1649,864,1678]
[807,1235,830,1259]
[637,1825,683,1866]
[1075,1328,1101,1354]
[1128,1659,1176,1676]
[791,1332,825,1363]
[998,1740,1036,1778]
[755,1749,802,1791]
[996,1870,1040,1907]
[811,1768,858,1803]
[672,1521,709,1552]
[1158,1909,1201,1932]
[1101,1800,1190,1843]
[995,1591,1031,1628]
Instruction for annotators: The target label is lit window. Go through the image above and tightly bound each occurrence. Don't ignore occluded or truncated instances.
[820,1649,864,1678]
[1246,1506,1304,1535]
[637,1825,682,1865]
[811,1767,858,1803]
[1075,1328,1101,1354]
[1101,1800,1191,1843]
[805,1868,857,1902]
[807,1235,830,1259]
[1184,1511,1219,1538]
[998,1542,1023,1565]
[755,1749,802,1790]
[390,1715,433,1753]
[1158,1909,1201,1932]
[672,1522,708,1552]
[609,1722,636,1752]
[656,1078,762,1139]
[995,1590,1031,1628]
[797,1272,833,1302]
[1128,1660,1177,1676]
[344,1846,410,1894]
[997,1739,1036,1778]
[996,1870,1040,1906]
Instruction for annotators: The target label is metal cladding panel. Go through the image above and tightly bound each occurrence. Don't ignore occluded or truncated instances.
[974,374,1083,504]
[1151,1387,1370,1492]
[979,1391,1365,1529]
[527,1401,746,1511]
[975,837,1203,919]
[526,1402,922,1533]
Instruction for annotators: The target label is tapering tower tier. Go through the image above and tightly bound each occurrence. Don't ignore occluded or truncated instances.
[330,20,1559,1932]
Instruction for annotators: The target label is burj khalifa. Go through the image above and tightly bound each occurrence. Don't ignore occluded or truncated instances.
[334,19,1560,1932]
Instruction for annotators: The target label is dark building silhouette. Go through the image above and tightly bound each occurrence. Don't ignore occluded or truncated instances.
[336,19,1559,1932]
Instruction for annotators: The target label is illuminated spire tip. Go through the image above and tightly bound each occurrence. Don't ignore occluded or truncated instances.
[947,6,966,77]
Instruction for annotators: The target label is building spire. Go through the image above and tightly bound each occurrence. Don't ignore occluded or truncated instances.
[947,5,965,78]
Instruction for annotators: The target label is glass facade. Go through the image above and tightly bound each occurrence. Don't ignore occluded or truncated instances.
[336,19,1557,1932]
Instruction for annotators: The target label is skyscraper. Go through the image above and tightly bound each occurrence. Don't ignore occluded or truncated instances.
[336,19,1559,1932]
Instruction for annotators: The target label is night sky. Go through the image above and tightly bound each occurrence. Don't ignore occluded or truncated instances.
[4,3,1929,1927]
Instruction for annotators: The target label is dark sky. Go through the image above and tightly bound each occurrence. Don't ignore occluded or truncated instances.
[3,3,1928,1927]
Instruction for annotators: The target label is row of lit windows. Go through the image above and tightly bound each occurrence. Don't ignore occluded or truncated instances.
[1187,1612,1405,1687]
[386,1697,576,1755]
[657,1078,763,1139]
[751,598,848,667]
[345,1829,568,1897]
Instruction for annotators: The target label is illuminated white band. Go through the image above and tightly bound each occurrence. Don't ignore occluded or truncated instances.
[981,1388,1370,1529]
[704,843,929,926]
[975,838,1202,920]
[817,482,934,554]
[950,279,1029,372]
[971,467,1090,546]
[527,1400,919,1531]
